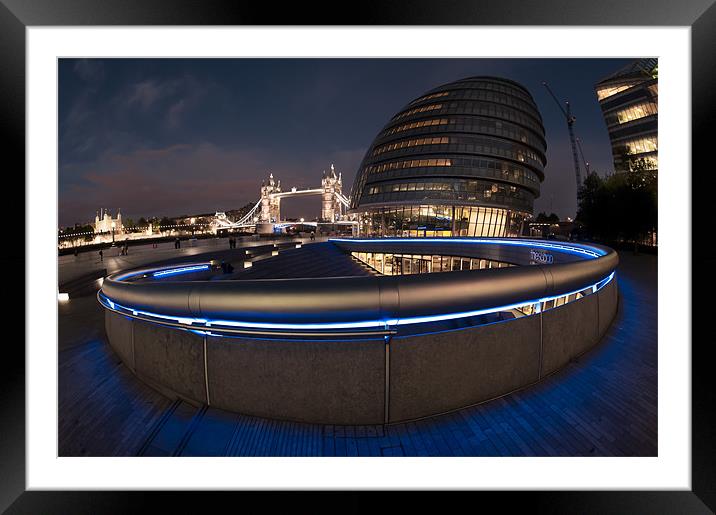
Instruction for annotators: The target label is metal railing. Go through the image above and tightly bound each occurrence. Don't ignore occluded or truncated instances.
[97,238,618,339]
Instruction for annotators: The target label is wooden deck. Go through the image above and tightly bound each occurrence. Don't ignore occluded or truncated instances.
[58,251,657,457]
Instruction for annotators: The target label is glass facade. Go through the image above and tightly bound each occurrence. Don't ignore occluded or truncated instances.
[358,204,524,238]
[605,101,658,127]
[351,250,586,317]
[618,135,658,156]
[595,59,658,174]
[349,76,547,237]
[351,251,515,275]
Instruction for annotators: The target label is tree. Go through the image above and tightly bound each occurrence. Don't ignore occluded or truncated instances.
[576,169,657,247]
[159,216,175,228]
[535,212,561,223]
[60,224,95,243]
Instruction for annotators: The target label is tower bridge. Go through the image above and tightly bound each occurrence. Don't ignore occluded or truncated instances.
[212,164,357,234]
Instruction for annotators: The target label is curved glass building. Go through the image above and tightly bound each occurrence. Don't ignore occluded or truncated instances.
[594,58,658,175]
[350,76,547,237]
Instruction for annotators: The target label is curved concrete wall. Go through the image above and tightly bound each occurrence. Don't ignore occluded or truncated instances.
[104,277,618,425]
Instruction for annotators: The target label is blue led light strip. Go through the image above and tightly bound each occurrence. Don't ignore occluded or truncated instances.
[329,238,605,258]
[152,264,210,277]
[99,272,615,333]
[113,262,211,281]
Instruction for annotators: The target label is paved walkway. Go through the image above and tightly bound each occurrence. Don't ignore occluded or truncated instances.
[58,235,323,285]
[58,249,657,457]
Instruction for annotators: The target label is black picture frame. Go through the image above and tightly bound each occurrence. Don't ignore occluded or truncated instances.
[2,1,712,512]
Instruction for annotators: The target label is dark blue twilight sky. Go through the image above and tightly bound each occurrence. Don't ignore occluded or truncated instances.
[58,58,632,227]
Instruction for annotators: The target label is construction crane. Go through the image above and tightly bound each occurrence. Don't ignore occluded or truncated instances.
[575,136,591,177]
[542,81,584,189]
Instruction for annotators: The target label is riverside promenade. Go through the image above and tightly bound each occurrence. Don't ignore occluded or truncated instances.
[58,242,657,457]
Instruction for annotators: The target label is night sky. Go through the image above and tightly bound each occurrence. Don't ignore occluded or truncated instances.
[58,58,632,227]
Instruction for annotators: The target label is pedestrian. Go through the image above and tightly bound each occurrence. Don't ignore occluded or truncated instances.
[74,247,78,257]
[99,249,103,262]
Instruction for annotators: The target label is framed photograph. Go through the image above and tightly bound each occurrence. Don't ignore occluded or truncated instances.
[4,0,712,512]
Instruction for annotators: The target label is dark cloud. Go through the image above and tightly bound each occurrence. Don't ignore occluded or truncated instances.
[60,141,365,222]
[73,59,105,82]
[59,58,633,227]
[126,80,165,110]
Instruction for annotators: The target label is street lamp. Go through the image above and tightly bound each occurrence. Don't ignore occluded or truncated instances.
[111,221,116,245]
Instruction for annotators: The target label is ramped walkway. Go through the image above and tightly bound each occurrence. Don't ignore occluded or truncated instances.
[58,246,657,457]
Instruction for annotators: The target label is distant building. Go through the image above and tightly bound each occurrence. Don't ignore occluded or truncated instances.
[594,59,658,174]
[528,220,578,240]
[95,208,123,234]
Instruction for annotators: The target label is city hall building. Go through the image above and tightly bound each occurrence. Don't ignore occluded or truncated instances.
[349,76,547,238]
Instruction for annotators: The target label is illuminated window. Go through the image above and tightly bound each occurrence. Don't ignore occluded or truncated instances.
[384,118,451,136]
[408,91,450,105]
[373,136,450,156]
[607,101,658,126]
[625,155,658,171]
[367,158,452,174]
[596,83,637,100]
[620,136,658,155]
[392,103,444,121]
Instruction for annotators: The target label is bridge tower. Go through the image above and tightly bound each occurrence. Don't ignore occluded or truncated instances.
[260,173,281,222]
[321,164,343,222]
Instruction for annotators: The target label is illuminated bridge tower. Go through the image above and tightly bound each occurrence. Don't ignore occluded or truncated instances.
[321,164,343,222]
[260,173,281,223]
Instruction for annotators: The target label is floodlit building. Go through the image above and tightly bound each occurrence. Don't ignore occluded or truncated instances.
[94,208,123,234]
[594,59,658,174]
[349,76,547,237]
